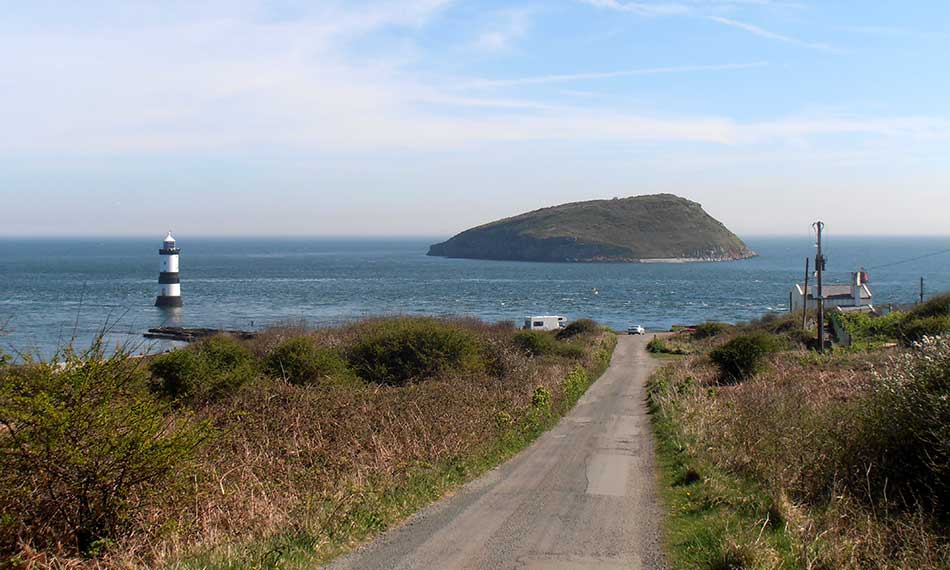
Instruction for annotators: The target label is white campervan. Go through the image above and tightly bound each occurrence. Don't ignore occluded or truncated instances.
[523,316,567,331]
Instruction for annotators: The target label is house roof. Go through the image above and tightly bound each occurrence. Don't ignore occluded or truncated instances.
[795,283,871,300]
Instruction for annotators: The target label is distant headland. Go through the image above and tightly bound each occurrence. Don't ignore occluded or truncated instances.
[427,193,756,263]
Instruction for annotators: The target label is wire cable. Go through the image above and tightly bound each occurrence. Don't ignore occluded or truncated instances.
[866,248,950,271]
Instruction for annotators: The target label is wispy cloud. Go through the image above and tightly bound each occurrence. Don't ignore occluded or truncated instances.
[579,0,689,16]
[463,62,766,88]
[707,16,838,51]
[579,0,837,52]
[472,9,533,52]
[839,25,948,41]
[0,0,943,157]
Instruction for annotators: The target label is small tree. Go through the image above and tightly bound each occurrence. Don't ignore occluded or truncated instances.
[0,340,205,554]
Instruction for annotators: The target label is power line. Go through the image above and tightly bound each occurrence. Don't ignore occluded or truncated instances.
[866,248,950,271]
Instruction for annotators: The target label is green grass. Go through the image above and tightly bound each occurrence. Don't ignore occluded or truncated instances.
[170,336,616,570]
[649,367,798,570]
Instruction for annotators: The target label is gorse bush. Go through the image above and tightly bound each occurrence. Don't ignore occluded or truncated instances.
[709,334,778,383]
[855,335,950,512]
[692,321,729,340]
[556,319,598,340]
[836,310,905,341]
[347,318,484,385]
[562,366,589,405]
[513,330,585,359]
[907,293,950,320]
[150,335,258,403]
[513,330,559,356]
[899,315,950,346]
[265,336,356,386]
[0,341,204,555]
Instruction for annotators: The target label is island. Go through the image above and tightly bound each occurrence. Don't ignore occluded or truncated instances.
[427,194,755,263]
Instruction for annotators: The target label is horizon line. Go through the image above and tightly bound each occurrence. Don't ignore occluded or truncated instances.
[3,233,950,240]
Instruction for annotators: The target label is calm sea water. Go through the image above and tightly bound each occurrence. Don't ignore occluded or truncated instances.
[1,236,949,357]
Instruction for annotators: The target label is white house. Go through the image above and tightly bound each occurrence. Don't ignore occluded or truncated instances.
[790,270,872,312]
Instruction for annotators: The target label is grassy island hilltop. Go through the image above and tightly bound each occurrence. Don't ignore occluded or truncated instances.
[428,193,755,263]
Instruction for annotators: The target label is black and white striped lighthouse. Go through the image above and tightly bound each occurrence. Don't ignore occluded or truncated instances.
[155,231,183,307]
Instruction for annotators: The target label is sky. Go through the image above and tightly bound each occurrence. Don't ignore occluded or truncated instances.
[2,0,949,237]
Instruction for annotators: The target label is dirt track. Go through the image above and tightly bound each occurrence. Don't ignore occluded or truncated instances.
[327,334,665,570]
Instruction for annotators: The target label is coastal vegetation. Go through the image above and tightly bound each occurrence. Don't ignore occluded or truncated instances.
[0,316,615,569]
[649,302,950,569]
[833,293,950,348]
[427,194,755,262]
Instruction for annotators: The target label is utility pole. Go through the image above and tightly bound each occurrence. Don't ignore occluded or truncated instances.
[802,257,810,330]
[813,221,826,353]
[920,277,925,304]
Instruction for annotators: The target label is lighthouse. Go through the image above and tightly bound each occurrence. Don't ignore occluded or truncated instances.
[155,231,183,307]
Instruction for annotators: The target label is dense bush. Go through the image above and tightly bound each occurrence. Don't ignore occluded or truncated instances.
[513,330,560,356]
[347,318,484,385]
[556,319,598,340]
[562,366,590,405]
[854,335,950,512]
[907,293,950,320]
[692,321,729,339]
[265,336,356,386]
[709,334,778,383]
[150,335,258,402]
[0,342,204,555]
[513,330,585,359]
[836,310,905,341]
[899,315,950,346]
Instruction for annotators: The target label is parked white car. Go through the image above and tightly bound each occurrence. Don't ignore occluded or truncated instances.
[627,325,646,335]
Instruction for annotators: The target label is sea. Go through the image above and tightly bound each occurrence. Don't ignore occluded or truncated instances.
[1,236,949,358]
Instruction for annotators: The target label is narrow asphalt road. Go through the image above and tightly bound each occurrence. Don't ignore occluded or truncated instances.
[327,335,665,570]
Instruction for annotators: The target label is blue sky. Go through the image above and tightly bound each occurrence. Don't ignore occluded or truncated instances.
[2,0,949,236]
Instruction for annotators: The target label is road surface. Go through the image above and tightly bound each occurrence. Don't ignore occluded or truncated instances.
[327,335,665,570]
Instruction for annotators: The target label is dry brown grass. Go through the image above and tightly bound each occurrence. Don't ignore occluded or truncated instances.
[651,341,949,569]
[3,317,613,569]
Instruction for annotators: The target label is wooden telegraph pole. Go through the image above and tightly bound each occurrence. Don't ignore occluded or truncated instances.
[802,257,810,330]
[920,277,925,304]
[813,221,826,353]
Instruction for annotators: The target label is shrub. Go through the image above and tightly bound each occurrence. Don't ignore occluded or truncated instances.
[513,330,560,356]
[150,335,258,402]
[692,322,729,340]
[513,331,586,359]
[899,315,950,346]
[531,385,552,411]
[836,311,905,342]
[647,336,688,355]
[907,293,950,319]
[709,334,778,383]
[556,319,598,340]
[265,337,356,386]
[853,335,950,512]
[0,341,204,555]
[347,318,484,385]
[562,366,589,404]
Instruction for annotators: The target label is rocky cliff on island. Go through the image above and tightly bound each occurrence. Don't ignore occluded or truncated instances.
[427,194,755,263]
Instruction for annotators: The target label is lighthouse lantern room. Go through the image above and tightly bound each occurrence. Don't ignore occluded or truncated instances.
[155,231,183,307]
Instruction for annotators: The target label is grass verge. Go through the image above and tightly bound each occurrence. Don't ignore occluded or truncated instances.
[647,317,950,569]
[650,366,797,569]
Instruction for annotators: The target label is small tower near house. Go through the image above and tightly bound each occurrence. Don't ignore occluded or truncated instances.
[155,231,183,307]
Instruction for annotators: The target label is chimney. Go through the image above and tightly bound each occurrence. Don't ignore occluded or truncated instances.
[852,271,862,306]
